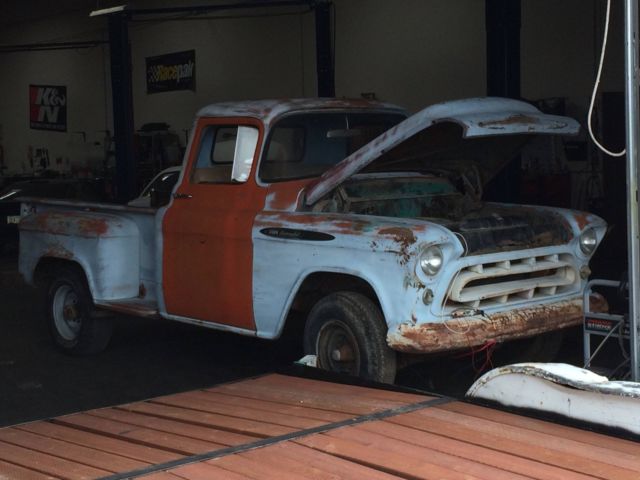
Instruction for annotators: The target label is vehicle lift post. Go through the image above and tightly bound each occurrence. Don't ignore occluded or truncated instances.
[623,0,640,381]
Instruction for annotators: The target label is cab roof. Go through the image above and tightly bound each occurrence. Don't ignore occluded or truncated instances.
[196,98,406,126]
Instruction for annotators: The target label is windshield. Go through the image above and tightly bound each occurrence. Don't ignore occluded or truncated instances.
[259,112,405,182]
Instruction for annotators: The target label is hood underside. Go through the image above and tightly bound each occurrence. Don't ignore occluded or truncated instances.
[304,97,580,205]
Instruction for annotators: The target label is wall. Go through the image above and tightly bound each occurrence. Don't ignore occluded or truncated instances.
[0,2,317,175]
[0,9,110,175]
[0,0,627,177]
[521,0,625,109]
[333,0,487,113]
[129,8,316,136]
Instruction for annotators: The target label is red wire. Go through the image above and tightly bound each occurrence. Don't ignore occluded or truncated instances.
[454,339,498,374]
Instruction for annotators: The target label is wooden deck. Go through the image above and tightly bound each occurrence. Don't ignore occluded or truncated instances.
[0,373,639,479]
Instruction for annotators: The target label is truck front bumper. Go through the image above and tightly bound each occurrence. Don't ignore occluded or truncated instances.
[386,295,607,354]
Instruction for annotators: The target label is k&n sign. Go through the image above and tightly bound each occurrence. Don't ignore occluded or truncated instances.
[29,85,67,132]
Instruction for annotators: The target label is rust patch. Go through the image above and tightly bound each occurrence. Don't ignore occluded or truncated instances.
[139,283,147,299]
[478,114,539,128]
[378,227,416,245]
[573,212,592,230]
[97,300,159,319]
[44,244,73,260]
[388,296,607,354]
[76,217,109,236]
[379,227,417,265]
[23,211,111,237]
[265,180,310,211]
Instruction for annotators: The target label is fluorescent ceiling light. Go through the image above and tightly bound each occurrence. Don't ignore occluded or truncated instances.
[0,190,20,201]
[89,5,127,17]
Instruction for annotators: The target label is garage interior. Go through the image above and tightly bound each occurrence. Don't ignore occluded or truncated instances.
[1,0,639,477]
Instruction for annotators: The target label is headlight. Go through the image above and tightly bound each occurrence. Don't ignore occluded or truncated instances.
[419,245,444,276]
[579,227,597,255]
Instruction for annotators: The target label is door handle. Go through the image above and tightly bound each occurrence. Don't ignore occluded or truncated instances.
[173,193,193,200]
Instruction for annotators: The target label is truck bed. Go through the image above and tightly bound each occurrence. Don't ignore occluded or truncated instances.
[19,197,161,306]
[0,373,638,479]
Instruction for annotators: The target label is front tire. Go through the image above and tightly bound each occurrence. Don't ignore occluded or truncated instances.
[303,292,396,383]
[46,267,113,355]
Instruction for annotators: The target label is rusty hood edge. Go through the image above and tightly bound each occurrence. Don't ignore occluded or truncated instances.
[304,97,580,205]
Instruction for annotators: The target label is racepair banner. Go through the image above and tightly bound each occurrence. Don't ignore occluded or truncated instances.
[146,50,196,94]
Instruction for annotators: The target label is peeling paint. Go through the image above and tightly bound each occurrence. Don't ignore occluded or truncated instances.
[304,98,580,205]
[573,212,593,230]
[477,114,539,128]
[403,273,424,290]
[44,244,73,260]
[387,295,607,354]
[21,211,117,238]
[379,227,416,265]
[197,98,405,128]
[264,180,312,211]
[378,227,417,246]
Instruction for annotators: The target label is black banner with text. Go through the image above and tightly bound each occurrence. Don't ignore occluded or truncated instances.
[146,50,196,94]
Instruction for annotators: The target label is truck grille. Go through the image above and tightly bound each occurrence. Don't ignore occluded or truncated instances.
[443,253,579,311]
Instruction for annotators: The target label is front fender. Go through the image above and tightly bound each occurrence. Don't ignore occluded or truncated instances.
[251,212,462,338]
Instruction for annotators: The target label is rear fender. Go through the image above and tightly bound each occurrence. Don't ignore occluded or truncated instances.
[19,211,140,300]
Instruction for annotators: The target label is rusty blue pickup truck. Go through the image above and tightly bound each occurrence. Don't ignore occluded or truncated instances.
[18,97,606,382]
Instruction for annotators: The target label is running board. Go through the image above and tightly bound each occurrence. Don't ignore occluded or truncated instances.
[95,298,160,318]
[467,363,640,436]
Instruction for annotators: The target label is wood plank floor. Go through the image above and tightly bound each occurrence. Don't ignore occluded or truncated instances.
[0,373,638,479]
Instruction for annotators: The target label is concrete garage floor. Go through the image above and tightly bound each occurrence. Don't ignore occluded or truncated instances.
[0,251,589,428]
[0,254,302,427]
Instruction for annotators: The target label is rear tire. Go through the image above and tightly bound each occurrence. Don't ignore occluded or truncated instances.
[304,291,396,383]
[46,266,113,355]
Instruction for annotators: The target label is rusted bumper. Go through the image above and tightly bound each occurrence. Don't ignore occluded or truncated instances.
[387,295,607,354]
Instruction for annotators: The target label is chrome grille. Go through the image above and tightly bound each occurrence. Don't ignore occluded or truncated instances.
[443,254,579,311]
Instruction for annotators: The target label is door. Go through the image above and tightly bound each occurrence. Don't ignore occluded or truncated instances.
[162,117,266,330]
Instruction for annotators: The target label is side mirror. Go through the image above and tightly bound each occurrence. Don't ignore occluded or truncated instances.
[150,188,171,208]
[231,126,259,183]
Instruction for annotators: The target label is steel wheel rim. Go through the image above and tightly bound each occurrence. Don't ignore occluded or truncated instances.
[52,284,82,341]
[316,319,361,375]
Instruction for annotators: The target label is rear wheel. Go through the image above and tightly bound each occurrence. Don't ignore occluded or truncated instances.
[304,292,396,383]
[46,267,113,355]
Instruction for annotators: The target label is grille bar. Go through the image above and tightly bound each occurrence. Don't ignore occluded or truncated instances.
[445,254,580,310]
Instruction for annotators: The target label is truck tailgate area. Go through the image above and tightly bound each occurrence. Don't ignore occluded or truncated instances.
[0,373,639,479]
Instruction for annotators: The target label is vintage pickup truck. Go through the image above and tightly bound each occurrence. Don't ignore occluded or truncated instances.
[18,97,606,382]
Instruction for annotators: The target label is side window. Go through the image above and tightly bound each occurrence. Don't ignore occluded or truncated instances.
[191,125,258,184]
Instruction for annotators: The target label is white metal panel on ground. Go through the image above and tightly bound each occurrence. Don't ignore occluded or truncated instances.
[467,363,640,435]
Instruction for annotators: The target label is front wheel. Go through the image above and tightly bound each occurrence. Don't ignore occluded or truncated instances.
[46,267,113,355]
[303,292,396,383]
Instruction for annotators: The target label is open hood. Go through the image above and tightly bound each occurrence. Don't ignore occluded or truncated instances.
[304,97,580,205]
